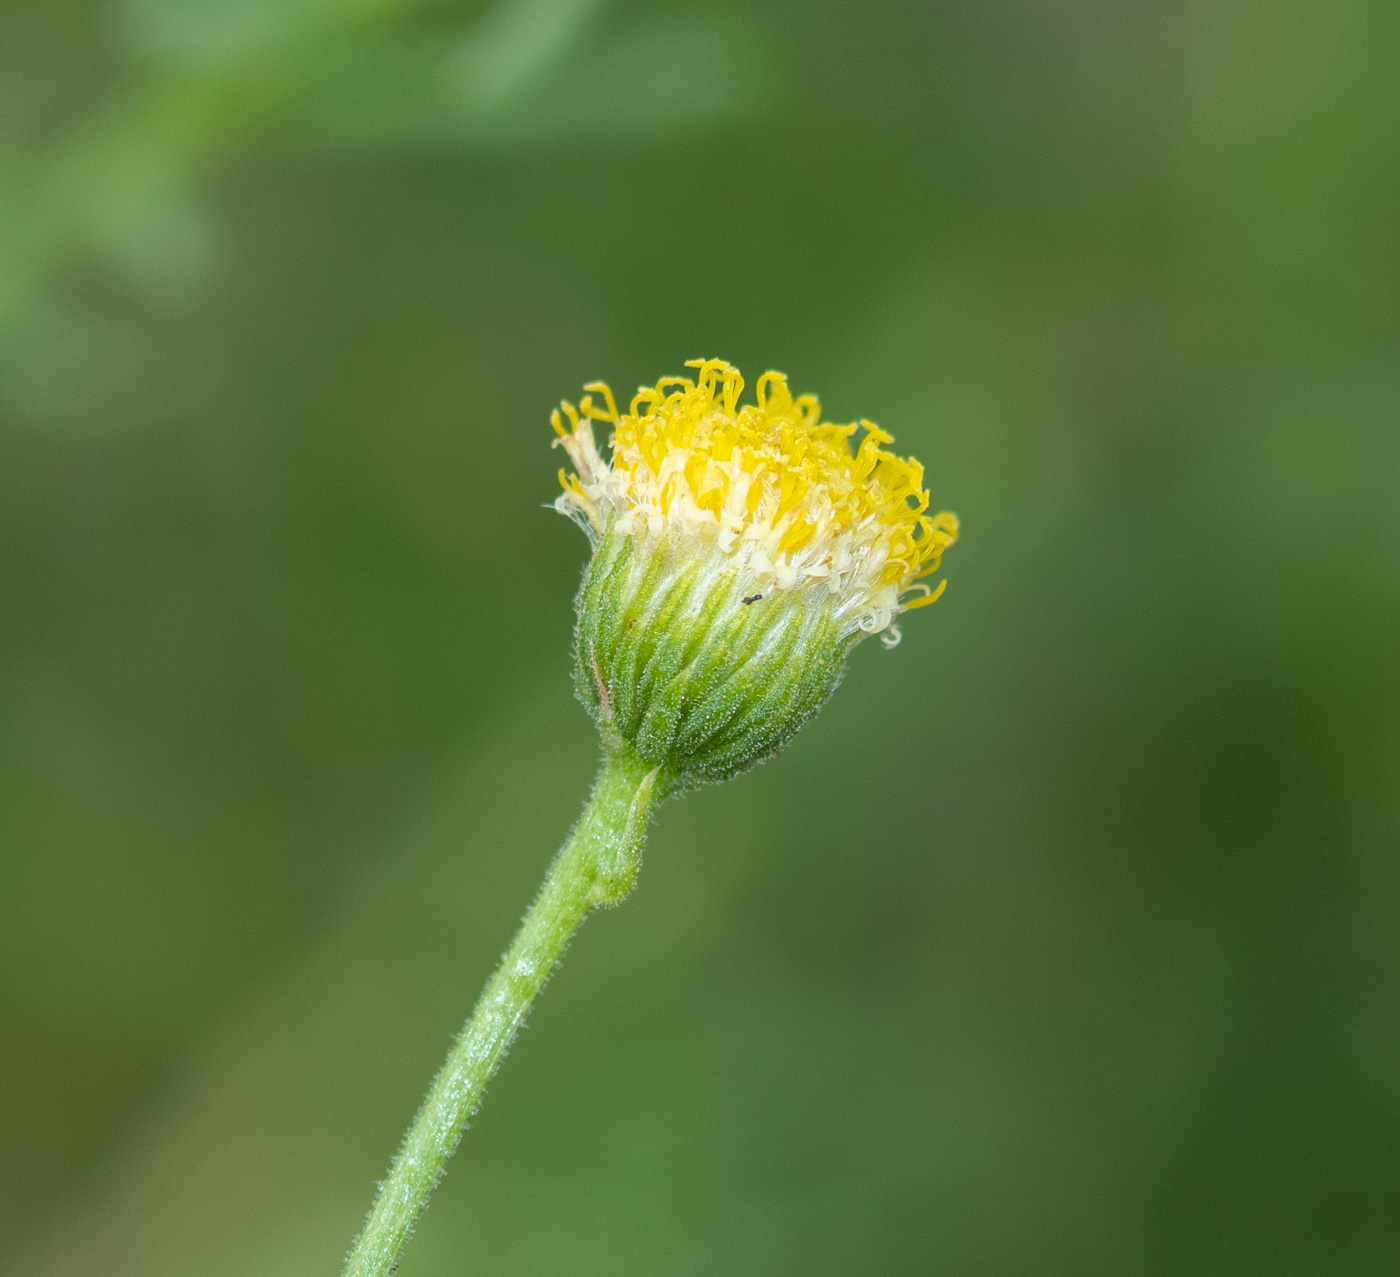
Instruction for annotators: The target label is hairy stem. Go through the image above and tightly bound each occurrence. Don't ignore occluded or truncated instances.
[342,751,659,1277]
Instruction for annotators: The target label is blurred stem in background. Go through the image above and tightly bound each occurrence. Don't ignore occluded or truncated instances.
[343,751,657,1277]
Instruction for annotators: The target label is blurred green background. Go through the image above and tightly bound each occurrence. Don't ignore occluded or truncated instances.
[1,0,1397,1273]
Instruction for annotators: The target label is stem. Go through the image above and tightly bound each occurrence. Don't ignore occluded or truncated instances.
[343,750,660,1277]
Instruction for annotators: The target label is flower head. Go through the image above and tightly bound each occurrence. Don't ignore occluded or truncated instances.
[552,359,958,794]
[553,358,957,645]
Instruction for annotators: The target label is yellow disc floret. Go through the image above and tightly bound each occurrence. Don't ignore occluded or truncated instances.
[553,359,957,644]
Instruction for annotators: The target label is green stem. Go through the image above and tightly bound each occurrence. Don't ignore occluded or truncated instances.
[343,750,660,1277]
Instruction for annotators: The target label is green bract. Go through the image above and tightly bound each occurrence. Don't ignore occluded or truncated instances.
[573,527,850,796]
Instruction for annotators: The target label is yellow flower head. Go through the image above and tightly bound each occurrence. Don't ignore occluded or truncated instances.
[553,359,957,645]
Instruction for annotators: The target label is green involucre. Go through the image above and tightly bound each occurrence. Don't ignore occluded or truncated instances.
[572,529,852,796]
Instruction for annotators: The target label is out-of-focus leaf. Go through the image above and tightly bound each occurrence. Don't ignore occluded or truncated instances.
[117,0,409,66]
[0,52,372,339]
[294,0,602,145]
[299,8,770,150]
[0,0,621,407]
